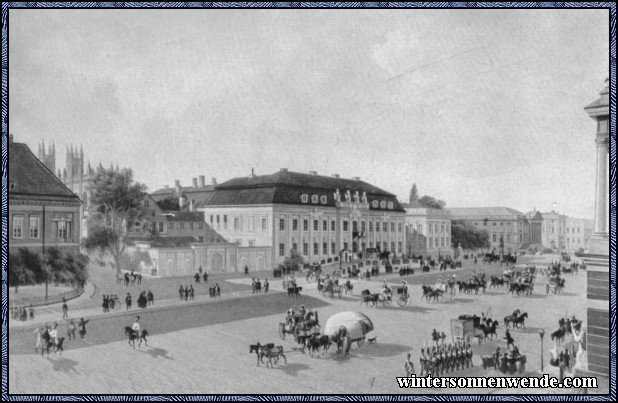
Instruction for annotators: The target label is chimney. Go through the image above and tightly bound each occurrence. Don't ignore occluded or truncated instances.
[353,176,361,181]
[199,175,206,187]
[189,199,194,212]
[192,178,198,188]
[309,171,318,176]
[179,196,185,210]
[175,180,181,195]
[280,168,288,172]
[211,177,217,185]
[332,174,340,178]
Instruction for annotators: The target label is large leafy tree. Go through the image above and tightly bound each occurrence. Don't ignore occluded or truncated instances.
[83,167,148,274]
[8,250,36,293]
[282,249,305,273]
[419,195,446,210]
[451,220,490,250]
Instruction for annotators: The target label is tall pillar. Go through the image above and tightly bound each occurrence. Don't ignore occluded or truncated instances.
[593,136,608,234]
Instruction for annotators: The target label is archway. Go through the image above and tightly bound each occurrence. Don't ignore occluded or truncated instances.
[211,252,224,273]
[240,257,248,272]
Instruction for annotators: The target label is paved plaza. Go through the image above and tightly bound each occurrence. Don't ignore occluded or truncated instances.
[8,254,600,395]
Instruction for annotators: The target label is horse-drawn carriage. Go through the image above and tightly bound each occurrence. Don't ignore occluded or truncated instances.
[546,275,565,295]
[319,279,343,299]
[450,316,486,344]
[278,310,320,341]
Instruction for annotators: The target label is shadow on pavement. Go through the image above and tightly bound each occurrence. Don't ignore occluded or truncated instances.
[138,346,174,360]
[47,356,79,372]
[272,362,311,376]
[352,342,410,359]
[442,298,475,304]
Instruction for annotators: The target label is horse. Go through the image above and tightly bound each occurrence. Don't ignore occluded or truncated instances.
[40,332,64,357]
[209,286,221,298]
[480,321,499,340]
[360,289,380,307]
[260,345,286,368]
[287,285,302,298]
[343,280,353,295]
[250,342,274,366]
[512,312,529,329]
[124,327,149,348]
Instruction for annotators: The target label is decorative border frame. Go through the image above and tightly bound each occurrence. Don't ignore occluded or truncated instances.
[1,2,615,401]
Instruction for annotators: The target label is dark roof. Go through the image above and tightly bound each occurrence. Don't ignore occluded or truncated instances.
[158,212,205,222]
[151,185,215,199]
[127,236,200,248]
[205,170,405,212]
[449,207,524,218]
[8,142,80,200]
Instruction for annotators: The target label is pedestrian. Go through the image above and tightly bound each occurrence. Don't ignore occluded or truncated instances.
[137,273,142,285]
[184,285,189,301]
[67,320,76,340]
[195,273,201,285]
[189,285,195,300]
[179,285,185,301]
[264,278,269,293]
[34,326,43,353]
[29,304,35,320]
[62,298,69,319]
[78,318,89,339]
[102,295,109,313]
[203,272,208,283]
[405,353,415,376]
[147,290,154,306]
[125,292,132,310]
[21,306,28,321]
[244,265,249,276]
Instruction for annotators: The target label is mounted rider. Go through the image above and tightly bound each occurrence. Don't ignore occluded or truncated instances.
[401,280,408,298]
[132,316,140,338]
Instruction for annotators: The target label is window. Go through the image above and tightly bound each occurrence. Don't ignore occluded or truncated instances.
[376,222,380,232]
[323,220,327,231]
[57,220,71,239]
[369,222,373,232]
[313,243,319,255]
[578,228,580,234]
[198,223,203,230]
[249,240,255,247]
[372,200,378,208]
[391,242,395,252]
[234,218,240,231]
[159,222,164,232]
[492,234,497,242]
[168,222,174,230]
[383,222,388,232]
[301,194,308,203]
[383,241,387,251]
[434,224,438,234]
[441,238,445,247]
[446,237,450,246]
[429,238,433,248]
[216,215,220,229]
[507,234,512,243]
[210,215,213,224]
[13,216,23,238]
[179,222,185,230]
[279,219,285,231]
[311,195,318,204]
[500,222,504,226]
[279,243,285,256]
[29,216,40,239]
[418,224,423,234]
[323,242,328,254]
[331,242,336,254]
[331,220,335,231]
[390,222,395,232]
[293,243,298,251]
[380,201,386,209]
[262,218,267,231]
[441,224,445,233]
[387,202,393,209]
[398,223,402,233]
[493,222,497,226]
[189,222,194,230]
[343,242,348,250]
[369,241,373,248]
[303,243,308,256]
[343,221,348,231]
[320,196,327,204]
[313,220,318,231]
[398,242,402,253]
[361,221,366,232]
[292,219,298,231]
[352,221,358,232]
[223,215,228,230]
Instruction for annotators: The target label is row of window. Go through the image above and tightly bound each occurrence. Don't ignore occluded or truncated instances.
[473,221,514,227]
[299,193,395,210]
[279,218,403,233]
[427,237,451,248]
[408,222,450,235]
[566,238,581,245]
[12,215,72,239]
[156,221,204,231]
[210,215,269,232]
[278,241,404,257]
[566,227,582,234]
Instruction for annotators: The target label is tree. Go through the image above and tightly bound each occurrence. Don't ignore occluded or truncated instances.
[83,167,148,274]
[8,251,36,293]
[451,220,490,250]
[156,196,180,211]
[282,249,305,273]
[409,184,419,204]
[418,195,446,210]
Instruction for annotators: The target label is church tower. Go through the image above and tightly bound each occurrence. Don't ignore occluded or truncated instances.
[37,141,56,173]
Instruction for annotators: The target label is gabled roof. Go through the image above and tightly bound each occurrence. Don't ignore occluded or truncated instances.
[449,207,524,219]
[8,141,80,200]
[204,170,405,212]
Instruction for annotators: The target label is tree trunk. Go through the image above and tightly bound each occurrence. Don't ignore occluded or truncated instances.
[113,254,122,275]
[45,280,48,300]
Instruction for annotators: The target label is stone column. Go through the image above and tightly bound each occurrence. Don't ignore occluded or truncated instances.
[593,137,608,234]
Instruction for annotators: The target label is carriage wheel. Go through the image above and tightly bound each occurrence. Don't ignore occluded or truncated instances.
[278,323,286,340]
[396,296,407,306]
[357,338,365,347]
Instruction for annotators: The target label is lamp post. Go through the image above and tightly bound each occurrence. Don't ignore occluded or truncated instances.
[539,328,545,372]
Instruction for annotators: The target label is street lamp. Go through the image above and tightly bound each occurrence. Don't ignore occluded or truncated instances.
[539,328,545,372]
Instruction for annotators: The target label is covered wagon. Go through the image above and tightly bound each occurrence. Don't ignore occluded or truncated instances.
[324,311,374,347]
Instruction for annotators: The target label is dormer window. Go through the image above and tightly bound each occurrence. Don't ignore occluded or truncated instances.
[372,200,378,208]
[380,201,386,209]
[320,195,327,204]
[311,195,318,204]
[301,194,308,203]
[387,202,393,210]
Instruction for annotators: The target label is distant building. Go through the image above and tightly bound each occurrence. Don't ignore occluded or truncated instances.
[523,210,544,247]
[403,203,452,258]
[150,176,218,211]
[538,211,567,251]
[8,135,82,254]
[198,169,407,269]
[448,207,530,253]
[564,217,594,252]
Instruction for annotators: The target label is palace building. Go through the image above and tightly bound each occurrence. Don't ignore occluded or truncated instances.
[8,135,82,254]
[198,169,407,268]
[403,203,453,258]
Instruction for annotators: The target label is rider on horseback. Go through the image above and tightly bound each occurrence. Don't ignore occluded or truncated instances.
[401,280,408,298]
[132,316,140,338]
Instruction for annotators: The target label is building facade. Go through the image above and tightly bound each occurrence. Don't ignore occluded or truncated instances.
[449,207,530,253]
[403,204,453,258]
[538,211,567,251]
[198,169,407,267]
[564,217,594,252]
[8,135,82,254]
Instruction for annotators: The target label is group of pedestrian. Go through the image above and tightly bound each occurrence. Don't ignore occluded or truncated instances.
[179,285,195,301]
[10,304,34,322]
[102,290,154,313]
[34,318,89,354]
[194,270,209,284]
[251,278,269,293]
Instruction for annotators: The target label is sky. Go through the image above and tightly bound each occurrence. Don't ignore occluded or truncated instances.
[8,8,609,219]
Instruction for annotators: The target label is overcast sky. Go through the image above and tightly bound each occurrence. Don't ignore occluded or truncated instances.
[9,8,609,218]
